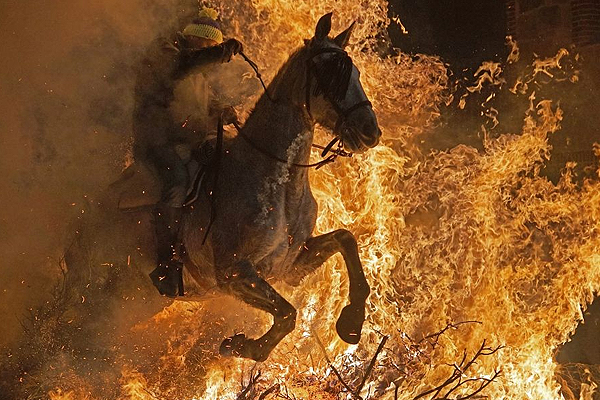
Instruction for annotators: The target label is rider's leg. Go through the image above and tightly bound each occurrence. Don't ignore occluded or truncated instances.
[148,146,188,297]
[193,138,215,165]
[150,205,183,295]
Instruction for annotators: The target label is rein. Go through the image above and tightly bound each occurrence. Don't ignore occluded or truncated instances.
[232,121,351,169]
[239,51,274,102]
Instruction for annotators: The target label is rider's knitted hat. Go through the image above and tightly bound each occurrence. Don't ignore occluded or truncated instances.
[182,7,223,44]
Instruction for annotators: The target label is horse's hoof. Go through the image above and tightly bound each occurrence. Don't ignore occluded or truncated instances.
[219,333,247,357]
[335,304,365,345]
[219,334,269,362]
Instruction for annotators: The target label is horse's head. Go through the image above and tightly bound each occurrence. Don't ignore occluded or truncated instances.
[302,13,381,153]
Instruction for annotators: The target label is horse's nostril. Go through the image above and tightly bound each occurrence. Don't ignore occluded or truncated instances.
[367,135,379,148]
[357,124,380,148]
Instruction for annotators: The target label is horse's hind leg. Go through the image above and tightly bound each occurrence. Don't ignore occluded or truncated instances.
[289,229,370,344]
[216,260,296,362]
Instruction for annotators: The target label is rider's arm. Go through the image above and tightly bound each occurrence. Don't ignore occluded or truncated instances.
[177,39,243,77]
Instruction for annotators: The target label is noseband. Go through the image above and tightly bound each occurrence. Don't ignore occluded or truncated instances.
[305,47,373,137]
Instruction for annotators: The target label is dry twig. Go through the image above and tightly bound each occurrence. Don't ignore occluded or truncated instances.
[257,383,279,400]
[412,339,503,400]
[313,331,358,398]
[419,321,482,349]
[356,335,389,394]
[236,370,262,400]
[313,330,389,400]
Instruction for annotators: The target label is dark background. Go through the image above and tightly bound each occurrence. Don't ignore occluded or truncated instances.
[388,0,507,69]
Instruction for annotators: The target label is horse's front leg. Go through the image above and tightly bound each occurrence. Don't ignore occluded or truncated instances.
[290,229,370,344]
[287,229,370,344]
[216,260,296,362]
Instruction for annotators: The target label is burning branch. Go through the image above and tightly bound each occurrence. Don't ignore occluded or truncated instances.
[418,321,482,350]
[257,384,279,400]
[313,330,389,400]
[373,321,503,400]
[412,340,503,400]
[384,321,483,392]
[313,331,358,397]
[356,334,389,395]
[236,370,262,400]
[235,370,280,400]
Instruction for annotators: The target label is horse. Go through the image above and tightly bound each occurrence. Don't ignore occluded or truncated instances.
[67,12,381,363]
[186,13,381,361]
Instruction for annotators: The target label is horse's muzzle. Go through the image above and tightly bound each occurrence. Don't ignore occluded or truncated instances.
[343,124,381,153]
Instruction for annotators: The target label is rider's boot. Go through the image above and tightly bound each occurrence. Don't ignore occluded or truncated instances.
[149,206,184,297]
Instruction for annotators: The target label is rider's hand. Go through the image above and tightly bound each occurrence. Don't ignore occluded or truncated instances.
[221,38,243,62]
[221,106,238,125]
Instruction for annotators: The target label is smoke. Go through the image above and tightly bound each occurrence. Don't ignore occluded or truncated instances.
[0,0,198,349]
[0,2,268,398]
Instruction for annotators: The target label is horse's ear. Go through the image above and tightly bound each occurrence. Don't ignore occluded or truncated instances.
[315,12,333,40]
[333,21,355,48]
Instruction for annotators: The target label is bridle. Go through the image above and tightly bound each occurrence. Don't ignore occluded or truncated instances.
[199,47,372,244]
[237,46,373,169]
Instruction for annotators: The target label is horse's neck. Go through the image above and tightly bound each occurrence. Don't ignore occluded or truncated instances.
[242,65,313,170]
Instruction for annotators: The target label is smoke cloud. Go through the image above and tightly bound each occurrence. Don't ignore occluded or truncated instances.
[0,0,200,349]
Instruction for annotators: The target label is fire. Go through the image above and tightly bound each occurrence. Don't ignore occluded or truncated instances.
[48,388,92,400]
[43,0,600,398]
[49,389,77,400]
[120,367,155,400]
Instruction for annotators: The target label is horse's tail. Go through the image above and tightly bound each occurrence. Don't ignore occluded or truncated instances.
[61,193,171,334]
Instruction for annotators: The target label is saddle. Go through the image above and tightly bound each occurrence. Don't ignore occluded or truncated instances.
[108,143,210,212]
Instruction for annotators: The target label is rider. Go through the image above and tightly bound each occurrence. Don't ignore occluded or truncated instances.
[133,7,242,297]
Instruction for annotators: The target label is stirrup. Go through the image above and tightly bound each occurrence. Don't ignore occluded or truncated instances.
[149,261,184,298]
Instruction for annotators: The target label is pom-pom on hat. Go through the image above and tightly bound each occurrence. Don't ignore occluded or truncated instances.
[182,7,223,44]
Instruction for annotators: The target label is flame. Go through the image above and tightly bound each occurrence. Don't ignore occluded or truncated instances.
[49,388,92,400]
[47,0,600,398]
[392,15,409,35]
[49,389,77,400]
[506,35,520,64]
[120,367,157,400]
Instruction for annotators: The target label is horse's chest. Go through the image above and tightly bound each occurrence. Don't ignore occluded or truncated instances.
[258,190,317,279]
